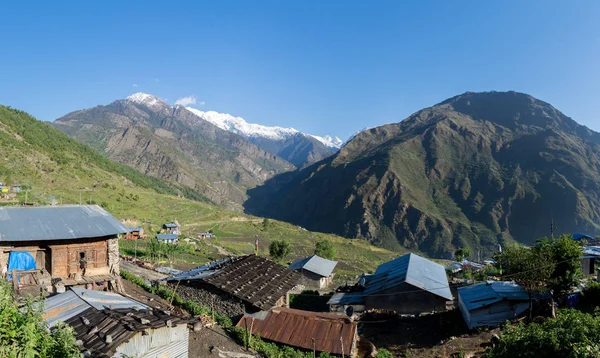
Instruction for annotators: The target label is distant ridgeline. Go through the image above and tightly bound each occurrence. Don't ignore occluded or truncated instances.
[245,91,600,258]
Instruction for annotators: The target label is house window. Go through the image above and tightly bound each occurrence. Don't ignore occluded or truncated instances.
[79,252,86,260]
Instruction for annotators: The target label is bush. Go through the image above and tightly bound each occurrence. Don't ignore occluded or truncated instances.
[579,281,600,313]
[488,309,600,357]
[0,279,81,357]
[269,240,291,262]
[314,239,335,260]
[375,348,394,358]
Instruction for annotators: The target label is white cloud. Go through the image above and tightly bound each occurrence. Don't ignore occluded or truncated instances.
[132,84,138,88]
[199,101,206,106]
[175,95,197,106]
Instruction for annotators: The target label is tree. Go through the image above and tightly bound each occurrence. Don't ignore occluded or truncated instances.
[501,243,554,318]
[269,240,291,262]
[314,239,335,260]
[455,247,471,262]
[0,279,81,357]
[537,234,582,300]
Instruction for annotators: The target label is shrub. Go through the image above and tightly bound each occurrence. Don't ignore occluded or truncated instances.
[375,348,394,358]
[488,309,600,357]
[0,279,81,357]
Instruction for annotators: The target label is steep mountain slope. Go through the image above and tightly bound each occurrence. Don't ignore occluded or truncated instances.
[246,91,600,257]
[185,108,341,167]
[0,105,398,280]
[53,93,294,210]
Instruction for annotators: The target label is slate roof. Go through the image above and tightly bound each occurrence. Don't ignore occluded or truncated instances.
[458,281,549,311]
[237,307,356,356]
[364,253,452,301]
[43,288,149,327]
[0,205,128,242]
[289,255,337,277]
[172,255,302,310]
[65,307,190,358]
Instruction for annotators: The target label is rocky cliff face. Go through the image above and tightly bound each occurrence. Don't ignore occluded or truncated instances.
[53,94,294,210]
[246,91,600,257]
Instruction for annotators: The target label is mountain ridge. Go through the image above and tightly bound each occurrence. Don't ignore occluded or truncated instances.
[53,94,294,210]
[245,91,600,257]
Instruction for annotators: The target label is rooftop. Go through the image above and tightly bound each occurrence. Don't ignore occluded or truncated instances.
[156,233,179,240]
[237,307,356,356]
[364,253,452,301]
[0,205,128,242]
[458,281,549,311]
[43,287,149,327]
[171,255,301,310]
[289,255,337,277]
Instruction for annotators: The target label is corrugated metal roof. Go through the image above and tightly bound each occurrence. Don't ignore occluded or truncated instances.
[584,246,600,256]
[327,292,365,305]
[364,253,452,301]
[0,205,128,242]
[168,258,232,281]
[156,233,179,240]
[164,223,178,228]
[127,226,142,232]
[289,255,337,277]
[43,288,149,327]
[458,281,541,311]
[237,307,356,356]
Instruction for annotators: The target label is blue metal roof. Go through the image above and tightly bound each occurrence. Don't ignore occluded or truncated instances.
[163,223,178,228]
[364,253,452,301]
[458,281,540,311]
[289,255,337,277]
[574,233,594,240]
[156,233,179,240]
[43,288,148,327]
[0,205,128,242]
[127,226,142,232]
[327,292,365,305]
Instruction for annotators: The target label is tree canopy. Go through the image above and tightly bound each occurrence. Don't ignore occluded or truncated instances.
[314,238,335,260]
[455,247,471,262]
[269,240,291,262]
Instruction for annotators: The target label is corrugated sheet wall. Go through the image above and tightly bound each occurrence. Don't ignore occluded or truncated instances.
[113,324,189,358]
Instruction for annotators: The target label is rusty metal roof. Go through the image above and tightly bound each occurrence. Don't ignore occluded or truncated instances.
[174,255,302,311]
[237,307,357,356]
[0,205,128,242]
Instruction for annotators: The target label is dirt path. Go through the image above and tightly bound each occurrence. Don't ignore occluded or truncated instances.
[121,261,167,281]
[189,326,256,358]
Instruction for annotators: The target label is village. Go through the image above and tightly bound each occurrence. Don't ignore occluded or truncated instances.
[1,204,598,357]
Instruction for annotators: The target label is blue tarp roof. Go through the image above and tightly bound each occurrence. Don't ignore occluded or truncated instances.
[156,234,178,240]
[0,205,128,242]
[364,253,452,301]
[458,281,549,311]
[289,255,337,277]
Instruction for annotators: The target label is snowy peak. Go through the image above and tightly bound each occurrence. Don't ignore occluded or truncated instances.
[185,107,342,149]
[126,92,169,110]
[185,107,299,141]
[309,134,343,149]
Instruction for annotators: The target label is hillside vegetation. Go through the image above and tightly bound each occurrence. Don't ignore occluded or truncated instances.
[246,91,600,257]
[0,105,397,277]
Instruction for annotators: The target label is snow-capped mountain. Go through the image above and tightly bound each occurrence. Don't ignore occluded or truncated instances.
[185,107,342,150]
[127,92,171,112]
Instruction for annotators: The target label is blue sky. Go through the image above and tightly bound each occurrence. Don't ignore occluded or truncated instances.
[1,1,599,140]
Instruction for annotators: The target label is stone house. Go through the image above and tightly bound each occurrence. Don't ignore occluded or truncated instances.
[289,255,337,289]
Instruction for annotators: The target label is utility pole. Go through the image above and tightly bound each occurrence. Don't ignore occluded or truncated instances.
[312,338,316,358]
[550,218,555,239]
[24,190,28,205]
[80,192,82,205]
